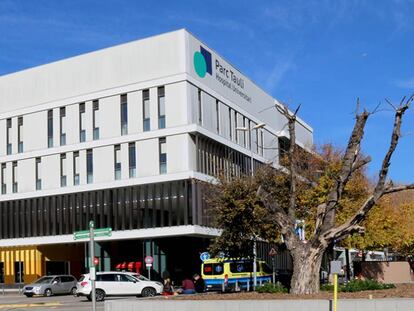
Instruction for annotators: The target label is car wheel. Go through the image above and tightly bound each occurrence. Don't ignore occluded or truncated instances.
[25,293,33,298]
[141,287,156,297]
[95,289,105,302]
[44,288,53,297]
[70,287,77,296]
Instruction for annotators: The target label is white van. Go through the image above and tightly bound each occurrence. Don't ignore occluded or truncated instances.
[76,271,163,301]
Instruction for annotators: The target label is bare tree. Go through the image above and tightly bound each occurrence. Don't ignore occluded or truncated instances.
[258,95,414,294]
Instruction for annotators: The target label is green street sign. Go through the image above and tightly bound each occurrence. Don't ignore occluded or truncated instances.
[73,227,112,240]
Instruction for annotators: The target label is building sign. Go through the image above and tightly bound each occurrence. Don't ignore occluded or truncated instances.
[193,45,252,104]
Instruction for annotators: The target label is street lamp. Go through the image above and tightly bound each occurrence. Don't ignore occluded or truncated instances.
[236,122,266,290]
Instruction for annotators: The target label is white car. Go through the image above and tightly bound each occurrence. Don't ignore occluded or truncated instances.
[76,271,163,301]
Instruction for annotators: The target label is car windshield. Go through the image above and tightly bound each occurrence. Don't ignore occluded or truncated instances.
[34,277,54,284]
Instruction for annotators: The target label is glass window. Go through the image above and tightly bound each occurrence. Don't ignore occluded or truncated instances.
[12,161,17,193]
[18,116,23,153]
[6,118,11,155]
[60,107,66,146]
[96,274,116,282]
[158,86,165,129]
[114,145,121,180]
[198,89,202,125]
[143,90,150,132]
[93,100,100,140]
[1,163,6,194]
[87,149,93,184]
[159,137,167,174]
[228,108,232,140]
[47,110,53,148]
[61,153,67,187]
[35,157,41,190]
[216,100,220,134]
[73,151,80,185]
[129,142,136,178]
[121,94,128,135]
[203,263,224,276]
[79,103,86,142]
[229,261,253,273]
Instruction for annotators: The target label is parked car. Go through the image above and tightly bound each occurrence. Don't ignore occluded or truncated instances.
[23,275,78,297]
[76,271,163,301]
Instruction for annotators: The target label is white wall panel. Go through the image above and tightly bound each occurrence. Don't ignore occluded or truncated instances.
[167,134,189,173]
[17,158,34,192]
[85,101,93,141]
[137,139,158,177]
[0,120,6,156]
[10,118,17,154]
[5,162,12,194]
[100,95,120,139]
[53,107,60,147]
[66,104,79,145]
[127,92,140,134]
[165,82,188,127]
[94,145,113,183]
[42,154,60,190]
[79,149,87,185]
[121,143,129,180]
[149,88,158,131]
[25,111,47,151]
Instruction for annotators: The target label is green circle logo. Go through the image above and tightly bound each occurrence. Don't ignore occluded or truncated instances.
[194,51,207,78]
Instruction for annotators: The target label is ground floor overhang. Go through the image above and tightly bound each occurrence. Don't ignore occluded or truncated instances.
[0,225,221,248]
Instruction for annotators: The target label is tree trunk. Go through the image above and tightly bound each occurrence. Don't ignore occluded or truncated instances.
[290,244,326,294]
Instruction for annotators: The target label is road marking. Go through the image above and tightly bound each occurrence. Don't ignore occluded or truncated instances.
[0,302,61,309]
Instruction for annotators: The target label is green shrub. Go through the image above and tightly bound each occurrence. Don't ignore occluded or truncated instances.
[341,279,395,292]
[256,282,288,293]
[320,279,395,292]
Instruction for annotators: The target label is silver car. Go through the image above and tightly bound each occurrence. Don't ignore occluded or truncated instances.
[23,275,77,297]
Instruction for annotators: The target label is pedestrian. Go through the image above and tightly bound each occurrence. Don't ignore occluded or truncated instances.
[193,273,205,293]
[162,276,174,295]
[177,276,196,294]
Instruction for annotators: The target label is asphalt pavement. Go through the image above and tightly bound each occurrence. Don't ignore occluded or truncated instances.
[0,294,111,311]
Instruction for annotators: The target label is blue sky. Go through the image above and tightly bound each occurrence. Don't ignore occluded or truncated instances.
[1,0,413,183]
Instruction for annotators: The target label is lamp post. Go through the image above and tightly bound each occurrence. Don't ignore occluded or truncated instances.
[236,122,266,290]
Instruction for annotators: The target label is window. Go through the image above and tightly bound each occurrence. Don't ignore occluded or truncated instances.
[60,153,67,187]
[93,100,99,140]
[96,274,116,282]
[143,89,150,132]
[128,142,136,178]
[87,149,93,184]
[47,110,53,148]
[60,107,66,146]
[197,89,202,124]
[216,100,220,134]
[6,118,11,155]
[229,261,254,274]
[12,161,17,193]
[159,137,167,174]
[203,263,223,276]
[18,116,23,153]
[114,145,121,180]
[35,157,41,190]
[1,163,6,194]
[121,94,128,135]
[158,86,165,129]
[73,151,80,185]
[228,108,233,141]
[278,136,290,159]
[259,129,264,156]
[79,103,86,142]
[234,111,238,144]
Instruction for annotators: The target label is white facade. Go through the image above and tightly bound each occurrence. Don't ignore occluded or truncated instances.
[0,29,313,244]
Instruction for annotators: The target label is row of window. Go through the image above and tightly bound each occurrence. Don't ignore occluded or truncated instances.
[0,180,210,239]
[0,138,167,194]
[196,89,265,156]
[4,87,166,155]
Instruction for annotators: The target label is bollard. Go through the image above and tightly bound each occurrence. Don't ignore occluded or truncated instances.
[222,280,225,292]
[259,279,262,286]
[246,280,250,291]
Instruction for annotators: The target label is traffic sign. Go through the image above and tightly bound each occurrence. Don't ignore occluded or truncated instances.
[144,256,154,264]
[269,248,277,256]
[200,252,210,262]
[73,227,112,240]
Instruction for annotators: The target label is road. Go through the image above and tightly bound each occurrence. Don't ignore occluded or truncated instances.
[0,294,135,310]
